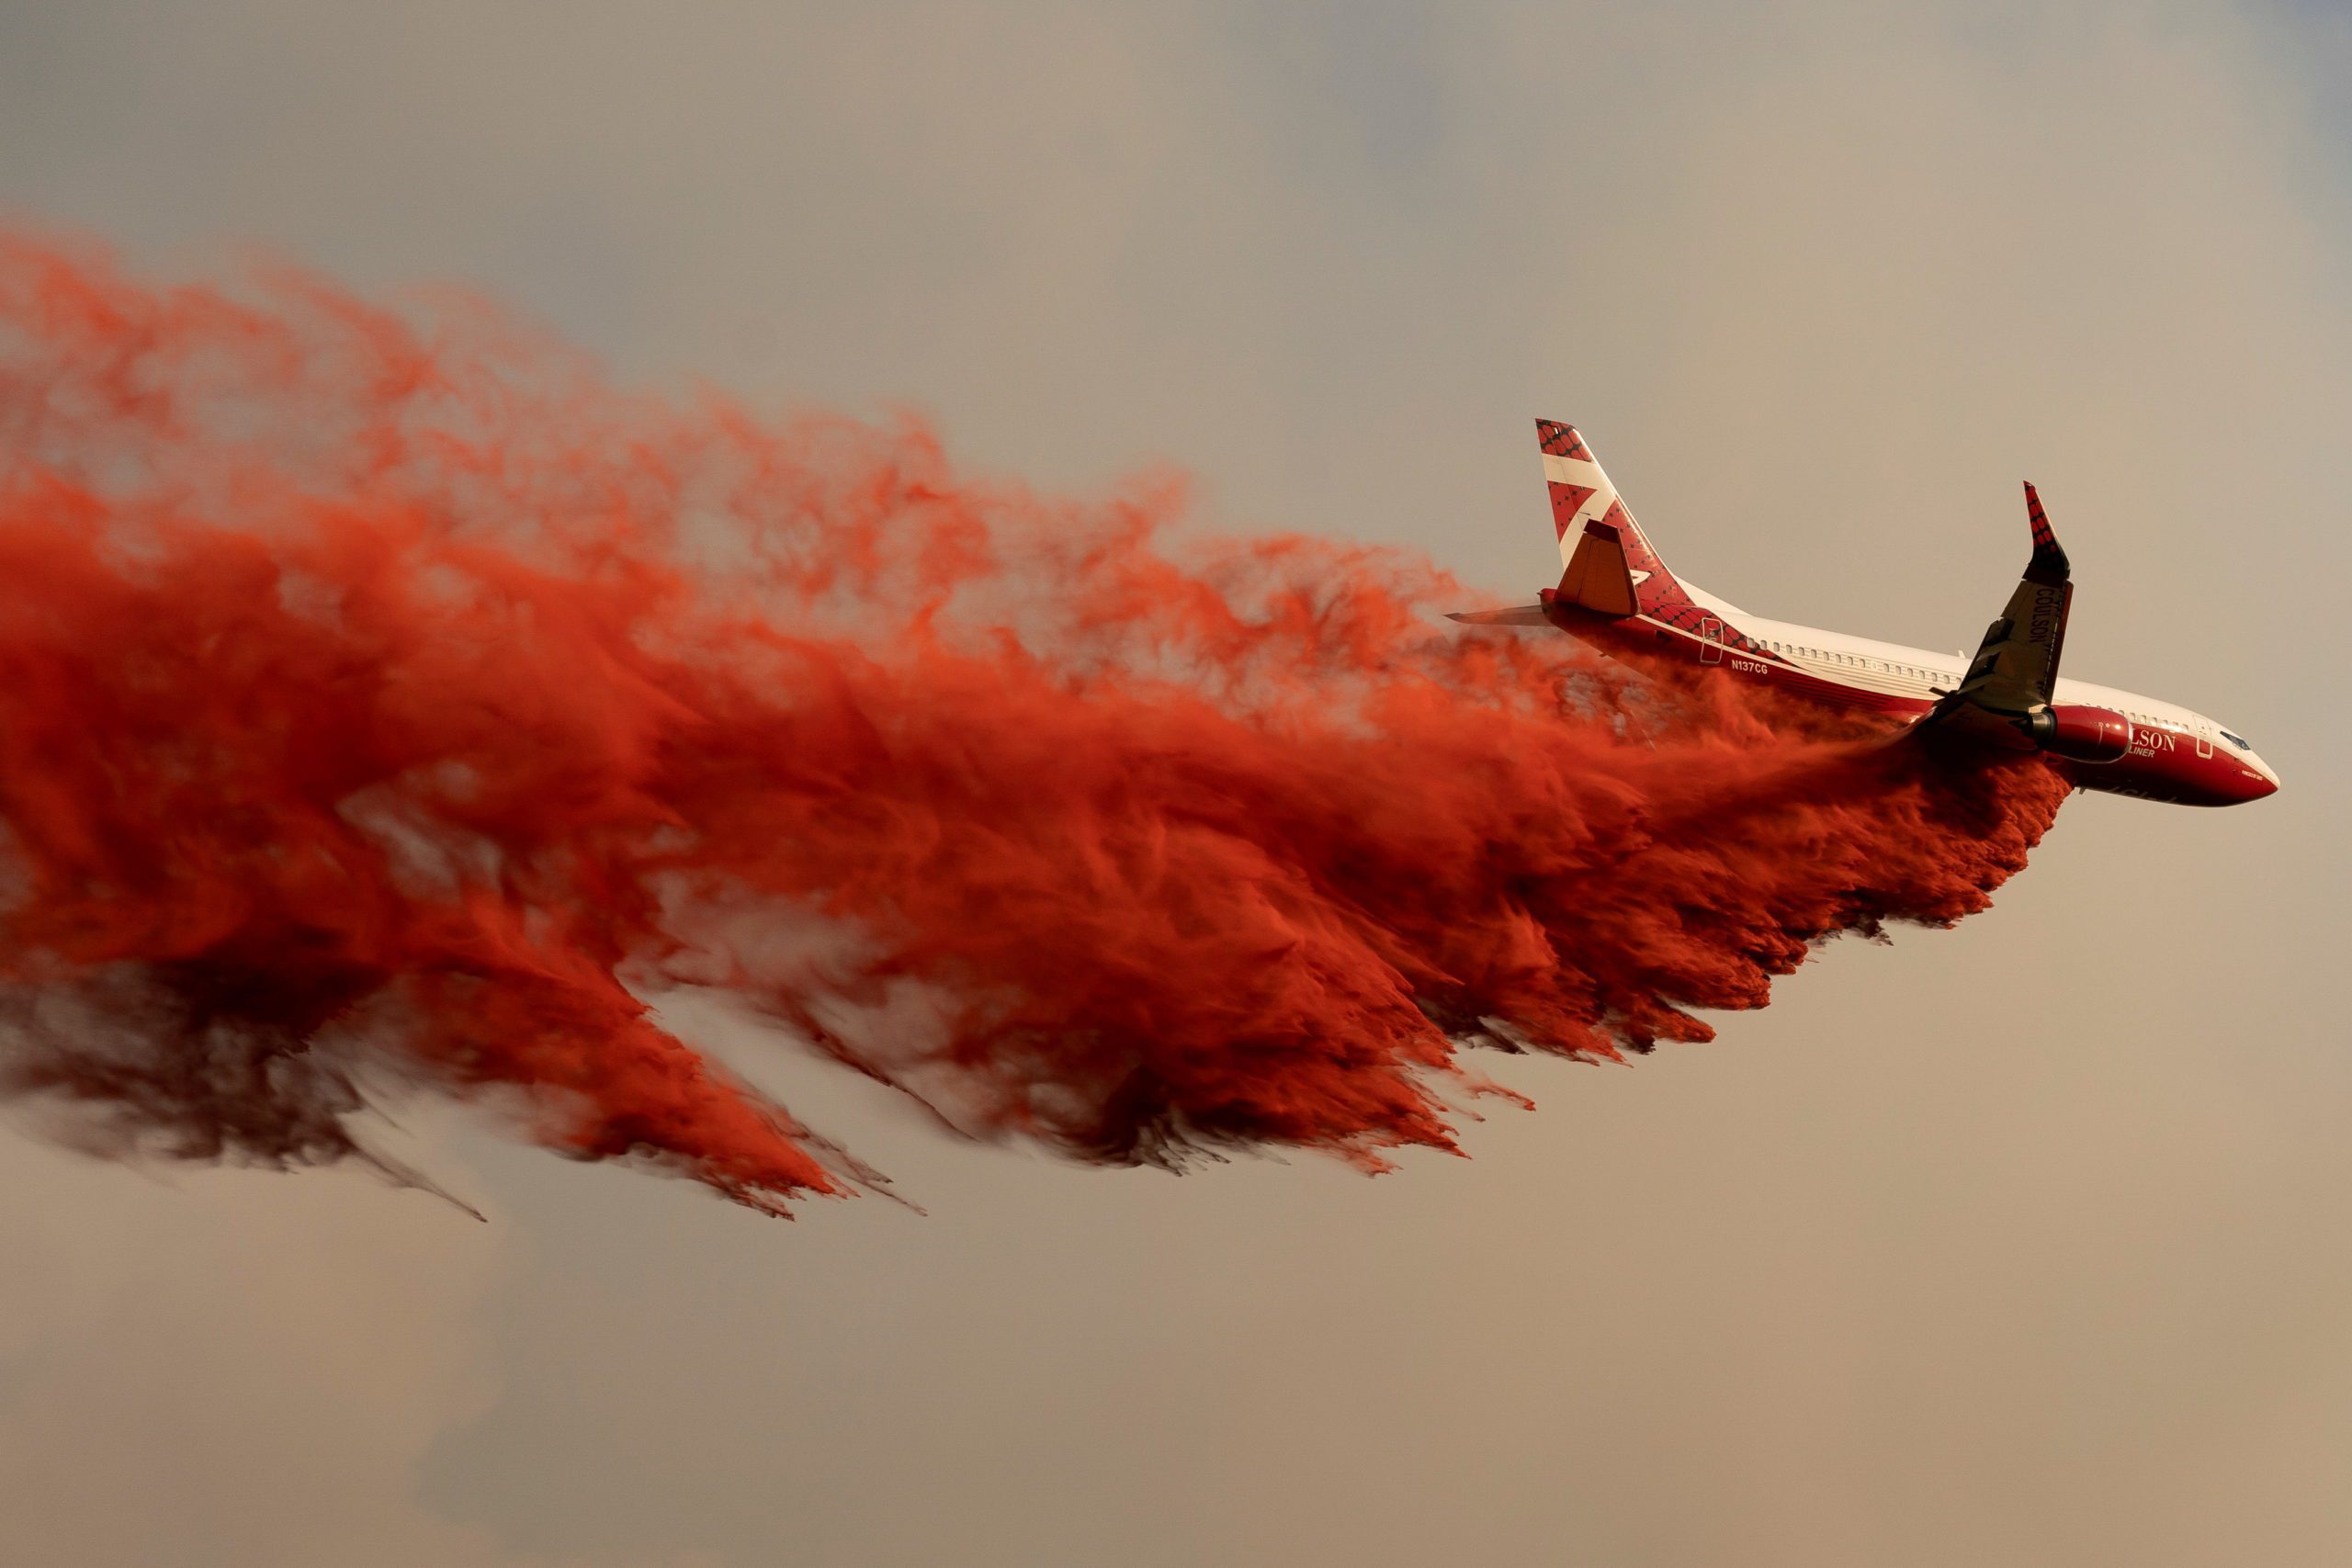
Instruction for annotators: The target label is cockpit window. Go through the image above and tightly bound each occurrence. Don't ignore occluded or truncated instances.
[2221,730,2252,751]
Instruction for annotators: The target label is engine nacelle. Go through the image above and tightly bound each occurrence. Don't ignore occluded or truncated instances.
[2024,704,2133,763]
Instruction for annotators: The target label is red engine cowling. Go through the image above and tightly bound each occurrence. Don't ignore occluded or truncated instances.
[2026,704,2133,763]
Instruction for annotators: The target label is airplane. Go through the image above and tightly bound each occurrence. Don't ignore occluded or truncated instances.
[1451,421,2279,807]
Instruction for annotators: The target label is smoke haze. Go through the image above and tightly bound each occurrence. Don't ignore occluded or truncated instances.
[0,5,2345,1565]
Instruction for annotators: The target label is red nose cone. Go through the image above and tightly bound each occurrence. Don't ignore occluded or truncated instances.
[2220,763,2280,805]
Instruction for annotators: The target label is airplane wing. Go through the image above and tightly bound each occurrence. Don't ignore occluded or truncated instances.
[1925,482,2073,730]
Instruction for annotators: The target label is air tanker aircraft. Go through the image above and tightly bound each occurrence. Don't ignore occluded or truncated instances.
[1453,421,2278,807]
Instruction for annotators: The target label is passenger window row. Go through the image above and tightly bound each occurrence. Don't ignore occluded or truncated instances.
[1726,640,2249,753]
[1754,637,1939,682]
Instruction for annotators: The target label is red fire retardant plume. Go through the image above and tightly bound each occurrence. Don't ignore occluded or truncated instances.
[0,232,2068,1213]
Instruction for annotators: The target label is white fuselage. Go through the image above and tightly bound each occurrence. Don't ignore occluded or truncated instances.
[1660,579,2281,790]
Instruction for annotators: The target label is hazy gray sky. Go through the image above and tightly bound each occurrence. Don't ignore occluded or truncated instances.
[2,4,2348,1564]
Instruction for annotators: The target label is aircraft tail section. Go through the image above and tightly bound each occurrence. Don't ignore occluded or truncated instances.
[1536,420,1690,615]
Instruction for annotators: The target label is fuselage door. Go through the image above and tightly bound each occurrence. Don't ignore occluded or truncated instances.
[1700,616,1723,663]
[2195,730,2213,759]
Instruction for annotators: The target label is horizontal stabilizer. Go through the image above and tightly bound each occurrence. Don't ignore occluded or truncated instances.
[1447,604,1551,626]
[1555,519,1639,616]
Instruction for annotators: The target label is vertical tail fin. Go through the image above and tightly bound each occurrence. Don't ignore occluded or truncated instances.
[1535,420,1687,612]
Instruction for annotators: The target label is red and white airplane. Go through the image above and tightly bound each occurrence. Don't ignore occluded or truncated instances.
[1453,421,2279,807]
